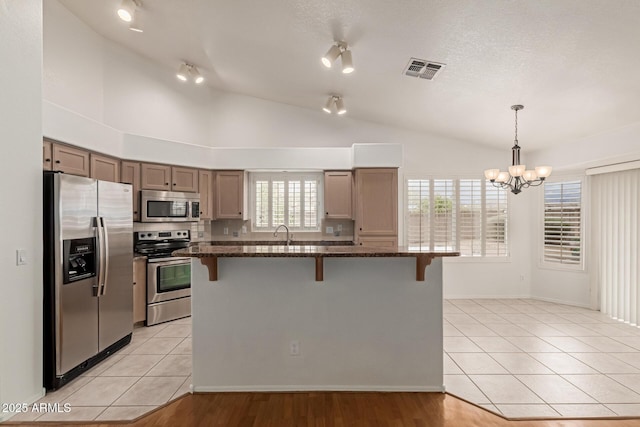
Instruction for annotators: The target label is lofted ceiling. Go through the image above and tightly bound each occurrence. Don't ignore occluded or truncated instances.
[58,0,640,151]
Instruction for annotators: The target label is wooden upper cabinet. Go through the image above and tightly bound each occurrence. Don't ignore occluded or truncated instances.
[121,161,141,221]
[216,170,244,219]
[172,167,198,193]
[324,171,353,219]
[90,153,120,182]
[355,168,398,236]
[52,144,90,177]
[141,163,171,191]
[198,170,214,220]
[43,140,53,170]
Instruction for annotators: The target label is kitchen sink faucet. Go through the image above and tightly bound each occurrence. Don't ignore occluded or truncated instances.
[274,224,293,246]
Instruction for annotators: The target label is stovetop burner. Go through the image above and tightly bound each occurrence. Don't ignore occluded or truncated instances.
[134,230,191,258]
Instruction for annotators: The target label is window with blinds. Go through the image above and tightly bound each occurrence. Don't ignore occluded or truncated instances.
[543,180,582,265]
[252,173,322,231]
[406,178,508,256]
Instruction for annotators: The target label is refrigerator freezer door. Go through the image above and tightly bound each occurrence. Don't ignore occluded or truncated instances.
[98,180,133,352]
[57,174,99,375]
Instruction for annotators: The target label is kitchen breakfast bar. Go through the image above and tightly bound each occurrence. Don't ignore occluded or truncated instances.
[173,245,458,392]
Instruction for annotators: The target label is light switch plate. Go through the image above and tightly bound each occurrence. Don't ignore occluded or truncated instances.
[16,249,27,266]
[326,226,333,234]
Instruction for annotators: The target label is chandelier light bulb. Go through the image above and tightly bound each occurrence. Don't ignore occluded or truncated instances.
[509,164,526,177]
[523,170,538,181]
[496,172,509,183]
[117,0,135,22]
[484,169,500,180]
[535,166,552,178]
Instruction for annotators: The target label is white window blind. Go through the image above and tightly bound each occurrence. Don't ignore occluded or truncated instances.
[543,180,582,265]
[252,173,322,231]
[406,178,508,256]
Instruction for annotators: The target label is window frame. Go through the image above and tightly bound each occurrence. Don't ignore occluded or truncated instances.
[250,171,324,232]
[404,174,510,260]
[539,176,586,271]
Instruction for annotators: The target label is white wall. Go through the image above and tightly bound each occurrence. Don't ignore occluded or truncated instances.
[0,0,44,419]
[528,120,640,308]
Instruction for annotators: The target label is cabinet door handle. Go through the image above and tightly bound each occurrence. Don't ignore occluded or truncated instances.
[359,227,362,231]
[172,183,176,186]
[238,212,242,215]
[134,211,138,214]
[326,212,329,215]
[45,158,51,162]
[200,211,203,215]
[165,182,169,185]
[359,243,363,245]
[55,160,61,164]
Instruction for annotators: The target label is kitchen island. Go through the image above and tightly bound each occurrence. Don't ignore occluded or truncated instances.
[174,244,458,392]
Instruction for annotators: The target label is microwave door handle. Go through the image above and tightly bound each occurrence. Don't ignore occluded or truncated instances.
[186,202,190,219]
[100,217,110,296]
[93,217,103,297]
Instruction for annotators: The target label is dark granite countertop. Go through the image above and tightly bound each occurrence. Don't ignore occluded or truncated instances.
[173,244,459,259]
[196,240,355,246]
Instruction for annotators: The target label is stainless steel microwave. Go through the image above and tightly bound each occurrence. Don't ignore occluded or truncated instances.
[140,190,200,222]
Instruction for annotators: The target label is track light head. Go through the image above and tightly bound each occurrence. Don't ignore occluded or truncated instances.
[117,0,136,22]
[321,45,342,68]
[191,66,205,84]
[322,97,334,113]
[129,12,144,32]
[341,50,354,74]
[335,97,346,115]
[176,63,189,82]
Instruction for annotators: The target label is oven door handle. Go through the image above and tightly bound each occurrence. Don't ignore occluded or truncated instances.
[100,217,110,296]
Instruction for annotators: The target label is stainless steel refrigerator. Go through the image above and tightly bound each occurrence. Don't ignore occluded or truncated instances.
[43,172,133,390]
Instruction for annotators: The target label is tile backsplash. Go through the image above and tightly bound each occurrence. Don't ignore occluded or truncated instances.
[133,219,354,242]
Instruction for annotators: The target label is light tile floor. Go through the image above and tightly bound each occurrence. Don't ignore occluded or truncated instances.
[445,298,640,418]
[8,317,192,422]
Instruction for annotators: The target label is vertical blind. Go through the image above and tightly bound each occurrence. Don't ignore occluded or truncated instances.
[406,178,508,256]
[592,169,640,324]
[543,181,583,265]
[253,173,321,230]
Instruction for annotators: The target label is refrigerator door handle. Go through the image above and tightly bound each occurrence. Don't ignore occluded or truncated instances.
[100,217,110,296]
[93,216,103,297]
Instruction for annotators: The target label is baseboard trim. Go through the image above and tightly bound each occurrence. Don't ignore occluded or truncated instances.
[444,294,529,300]
[193,385,446,393]
[529,295,591,309]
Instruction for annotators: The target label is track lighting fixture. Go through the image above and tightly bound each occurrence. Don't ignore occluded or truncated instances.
[321,42,354,74]
[322,95,346,115]
[176,63,205,85]
[117,0,137,22]
[128,13,144,32]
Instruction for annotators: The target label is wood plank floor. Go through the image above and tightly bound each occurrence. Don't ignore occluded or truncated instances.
[6,392,640,427]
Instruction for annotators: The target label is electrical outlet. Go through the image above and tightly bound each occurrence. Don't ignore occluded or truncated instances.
[289,340,300,356]
[241,226,247,234]
[326,226,333,234]
[198,231,204,238]
[232,231,239,237]
[223,227,229,235]
[337,224,342,232]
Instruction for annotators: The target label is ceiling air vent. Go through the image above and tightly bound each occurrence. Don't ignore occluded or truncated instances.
[404,58,446,80]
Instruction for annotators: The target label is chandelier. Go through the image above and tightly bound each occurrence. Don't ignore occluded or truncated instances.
[484,105,552,194]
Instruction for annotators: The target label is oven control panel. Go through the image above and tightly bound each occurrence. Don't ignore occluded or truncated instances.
[135,230,190,242]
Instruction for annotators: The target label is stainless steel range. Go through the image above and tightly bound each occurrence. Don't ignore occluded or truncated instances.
[134,230,192,326]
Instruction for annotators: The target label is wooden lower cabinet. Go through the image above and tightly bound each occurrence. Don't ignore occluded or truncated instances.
[133,258,147,324]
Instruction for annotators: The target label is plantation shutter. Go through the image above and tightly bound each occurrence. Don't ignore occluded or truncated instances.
[543,181,582,264]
